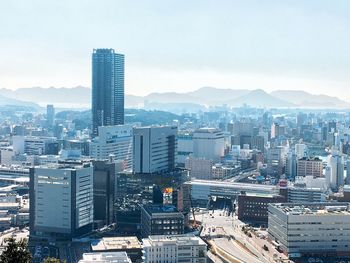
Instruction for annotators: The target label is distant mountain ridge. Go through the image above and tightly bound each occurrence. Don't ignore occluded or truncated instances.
[1,86,349,110]
[0,86,90,105]
[0,94,39,108]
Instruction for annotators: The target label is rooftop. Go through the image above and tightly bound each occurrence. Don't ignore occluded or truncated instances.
[142,204,180,215]
[36,162,91,170]
[271,202,350,216]
[91,237,141,251]
[142,234,206,247]
[194,127,222,134]
[185,179,277,191]
[240,192,282,198]
[298,157,322,162]
[79,252,131,263]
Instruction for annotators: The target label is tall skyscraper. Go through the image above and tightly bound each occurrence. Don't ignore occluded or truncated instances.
[46,104,55,128]
[92,49,125,136]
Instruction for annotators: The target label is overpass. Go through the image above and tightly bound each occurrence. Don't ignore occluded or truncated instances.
[184,179,279,206]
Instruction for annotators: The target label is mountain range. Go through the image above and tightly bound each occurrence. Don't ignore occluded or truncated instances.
[0,86,349,110]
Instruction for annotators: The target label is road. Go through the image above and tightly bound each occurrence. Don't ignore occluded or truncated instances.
[198,208,290,263]
[214,237,262,263]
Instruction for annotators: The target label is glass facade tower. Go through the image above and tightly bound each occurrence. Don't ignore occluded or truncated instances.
[92,48,124,136]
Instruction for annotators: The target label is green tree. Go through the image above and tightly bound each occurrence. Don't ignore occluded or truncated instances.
[0,237,32,263]
[43,258,62,263]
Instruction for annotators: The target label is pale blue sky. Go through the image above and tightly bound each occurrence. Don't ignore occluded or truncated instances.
[1,0,350,98]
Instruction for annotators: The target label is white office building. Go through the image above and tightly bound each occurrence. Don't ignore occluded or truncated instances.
[133,126,177,174]
[286,186,326,203]
[0,146,15,165]
[13,136,57,155]
[268,202,350,258]
[327,153,344,190]
[193,128,224,162]
[29,163,94,239]
[90,125,133,170]
[177,133,193,166]
[142,235,207,263]
[295,143,307,159]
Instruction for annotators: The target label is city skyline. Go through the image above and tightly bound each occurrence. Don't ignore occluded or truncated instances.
[2,1,350,262]
[1,1,350,100]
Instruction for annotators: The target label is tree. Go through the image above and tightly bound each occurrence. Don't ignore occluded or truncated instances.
[43,258,62,263]
[0,237,32,263]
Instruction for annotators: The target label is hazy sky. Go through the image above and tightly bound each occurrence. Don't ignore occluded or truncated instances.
[1,0,350,99]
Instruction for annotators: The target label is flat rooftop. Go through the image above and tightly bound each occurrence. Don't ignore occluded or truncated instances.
[36,162,91,170]
[79,252,131,263]
[240,192,281,198]
[91,237,141,251]
[143,234,205,247]
[272,202,350,216]
[143,204,179,215]
[186,179,277,191]
[298,157,322,162]
[194,127,221,133]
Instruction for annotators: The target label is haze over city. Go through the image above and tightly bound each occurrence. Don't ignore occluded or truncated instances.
[2,2,350,263]
[1,1,350,100]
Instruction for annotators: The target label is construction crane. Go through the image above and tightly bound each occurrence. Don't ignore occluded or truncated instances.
[189,194,199,229]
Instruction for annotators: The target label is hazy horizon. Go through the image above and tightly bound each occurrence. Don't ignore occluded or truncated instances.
[1,1,350,99]
[2,85,349,100]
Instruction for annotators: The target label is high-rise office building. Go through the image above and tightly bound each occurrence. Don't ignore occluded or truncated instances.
[346,160,350,185]
[285,151,297,179]
[29,163,94,239]
[93,160,116,226]
[295,143,307,159]
[46,104,55,128]
[92,49,125,136]
[192,128,224,161]
[327,153,344,190]
[271,123,286,139]
[90,125,133,170]
[133,126,177,174]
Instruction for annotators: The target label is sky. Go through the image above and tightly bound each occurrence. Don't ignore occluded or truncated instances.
[1,0,350,100]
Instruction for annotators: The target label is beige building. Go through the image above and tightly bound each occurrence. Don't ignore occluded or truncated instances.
[297,157,323,177]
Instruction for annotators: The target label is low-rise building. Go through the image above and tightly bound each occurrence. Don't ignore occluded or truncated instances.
[79,252,132,263]
[297,157,323,177]
[141,204,184,238]
[142,235,207,263]
[237,193,285,225]
[211,164,235,179]
[286,187,326,203]
[91,236,142,263]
